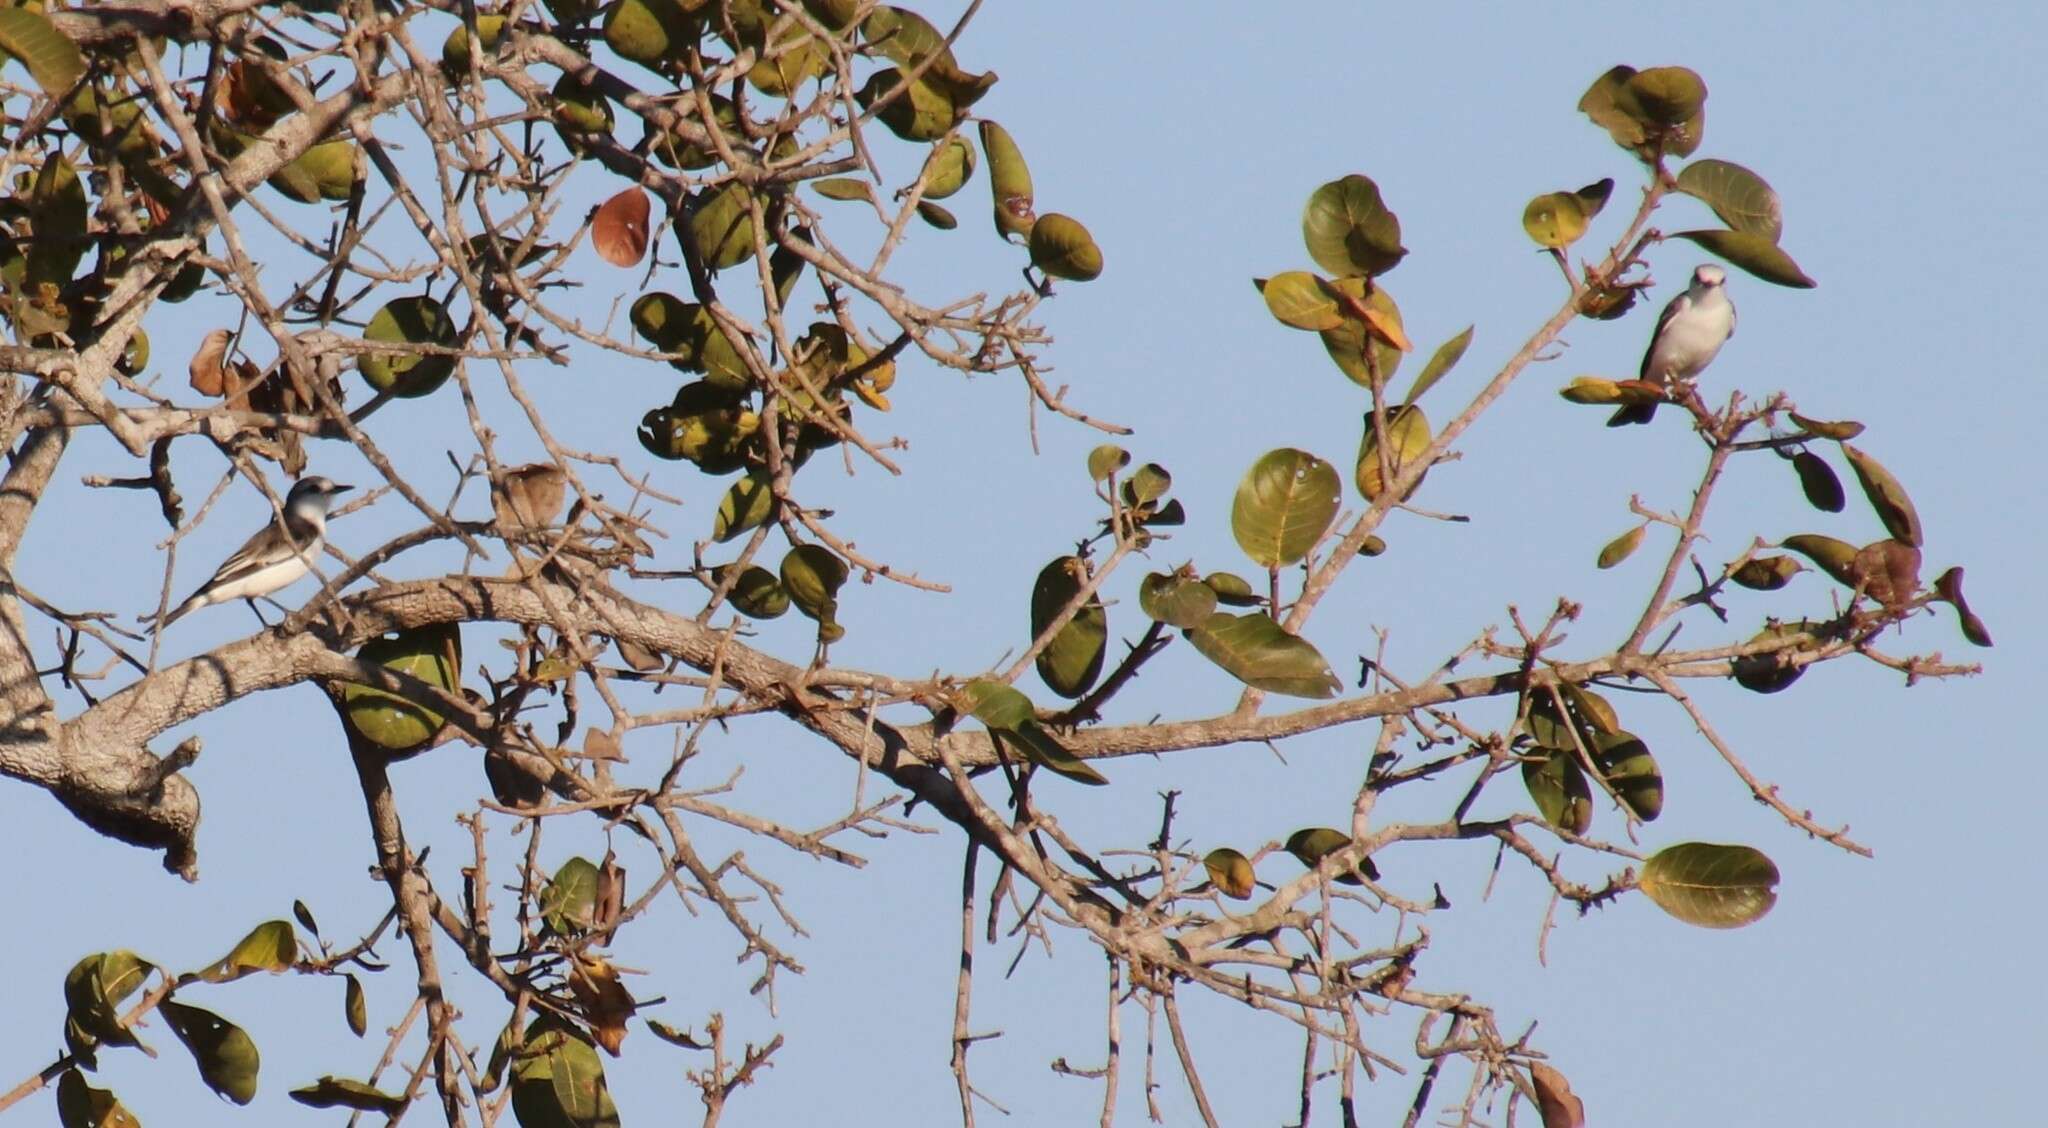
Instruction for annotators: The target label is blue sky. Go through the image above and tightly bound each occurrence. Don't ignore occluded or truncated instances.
[2,2,2041,1125]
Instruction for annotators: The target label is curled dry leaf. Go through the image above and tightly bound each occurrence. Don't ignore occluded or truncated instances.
[491,462,568,532]
[592,186,652,267]
[1528,1061,1587,1128]
[189,328,233,396]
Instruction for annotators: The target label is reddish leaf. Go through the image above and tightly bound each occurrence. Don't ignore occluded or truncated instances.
[592,187,651,267]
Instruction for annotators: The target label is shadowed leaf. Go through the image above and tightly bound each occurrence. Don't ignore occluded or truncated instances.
[1671,229,1815,287]
[1028,213,1103,281]
[1284,828,1377,883]
[811,177,871,201]
[1730,555,1801,591]
[1676,159,1783,241]
[1202,848,1257,899]
[1086,444,1129,481]
[162,1000,260,1105]
[1302,174,1405,277]
[341,624,462,751]
[1402,325,1473,407]
[1030,556,1106,698]
[1592,730,1662,821]
[290,1076,407,1114]
[1791,450,1845,512]
[1522,746,1593,834]
[56,1070,140,1128]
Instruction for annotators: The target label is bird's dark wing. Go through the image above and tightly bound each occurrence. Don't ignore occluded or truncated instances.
[1638,290,1694,380]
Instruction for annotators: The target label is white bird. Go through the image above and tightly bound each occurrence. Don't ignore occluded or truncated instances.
[1609,263,1737,426]
[156,476,353,628]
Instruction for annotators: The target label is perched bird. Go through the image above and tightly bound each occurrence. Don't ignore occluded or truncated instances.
[156,476,353,628]
[1609,264,1737,426]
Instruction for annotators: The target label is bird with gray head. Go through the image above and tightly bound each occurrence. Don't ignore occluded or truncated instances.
[154,476,353,629]
[1609,263,1737,426]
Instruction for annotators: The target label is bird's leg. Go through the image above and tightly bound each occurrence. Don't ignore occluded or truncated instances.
[242,598,274,628]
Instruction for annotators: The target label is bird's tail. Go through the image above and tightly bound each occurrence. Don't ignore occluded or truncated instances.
[1607,402,1658,427]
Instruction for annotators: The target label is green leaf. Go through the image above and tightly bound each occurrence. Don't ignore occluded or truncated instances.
[1791,450,1845,513]
[1788,411,1863,441]
[540,857,601,937]
[1122,463,1172,506]
[1139,571,1219,629]
[1841,444,1923,547]
[1592,730,1663,821]
[1028,213,1103,281]
[998,720,1108,786]
[1231,448,1342,567]
[1202,848,1256,899]
[1596,525,1646,569]
[359,296,458,398]
[1202,571,1262,607]
[1401,325,1473,407]
[1256,272,1342,331]
[63,953,153,1054]
[1521,746,1593,835]
[978,120,1035,241]
[1639,842,1779,929]
[1185,612,1339,699]
[780,544,848,622]
[1085,444,1129,481]
[292,900,320,937]
[855,67,960,141]
[1623,67,1707,127]
[716,564,789,620]
[712,471,774,542]
[921,135,976,199]
[1780,534,1861,587]
[1302,174,1406,277]
[958,678,1034,730]
[344,973,367,1037]
[1319,278,1405,388]
[811,177,872,201]
[1522,191,1590,249]
[196,920,296,983]
[1579,65,1648,148]
[915,200,958,229]
[1030,557,1107,699]
[1283,828,1377,883]
[1670,229,1816,288]
[340,624,462,751]
[685,182,756,271]
[55,1069,140,1128]
[0,7,85,100]
[161,1000,261,1105]
[511,1016,621,1128]
[1675,159,1783,242]
[290,1076,407,1114]
[1355,405,1431,502]
[1729,555,1802,591]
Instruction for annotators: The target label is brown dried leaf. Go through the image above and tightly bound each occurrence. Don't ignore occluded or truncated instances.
[1851,538,1921,609]
[491,463,568,532]
[592,187,651,267]
[1528,1062,1586,1128]
[567,955,634,1056]
[189,328,232,396]
[581,727,624,762]
[614,637,663,671]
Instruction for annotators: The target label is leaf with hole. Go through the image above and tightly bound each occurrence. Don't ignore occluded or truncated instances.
[161,1000,260,1105]
[1522,191,1591,249]
[1639,842,1779,928]
[1231,448,1341,567]
[978,119,1034,241]
[197,920,296,983]
[1139,571,1219,629]
[1186,612,1339,698]
[56,1068,140,1128]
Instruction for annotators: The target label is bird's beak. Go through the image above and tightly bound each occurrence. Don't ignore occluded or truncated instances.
[331,483,355,495]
